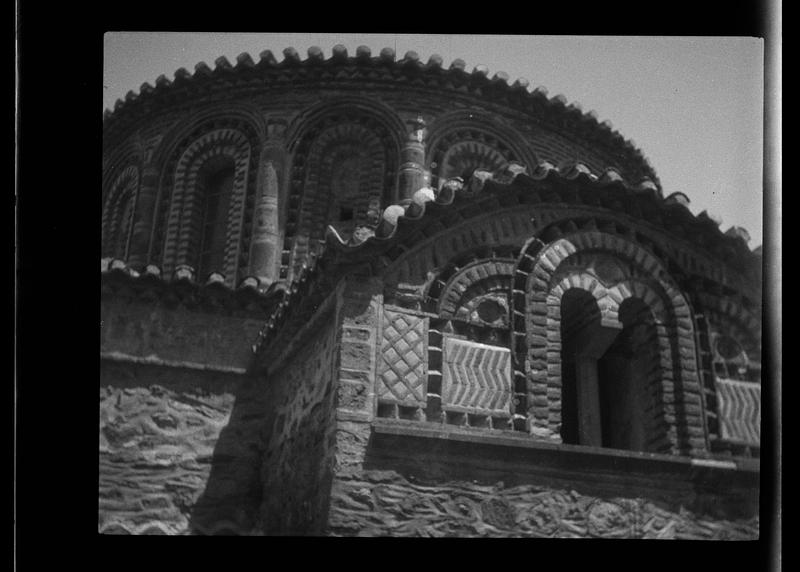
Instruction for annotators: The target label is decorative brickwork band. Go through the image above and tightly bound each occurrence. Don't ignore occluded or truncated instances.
[102,165,140,259]
[441,337,513,417]
[377,310,428,406]
[715,378,760,446]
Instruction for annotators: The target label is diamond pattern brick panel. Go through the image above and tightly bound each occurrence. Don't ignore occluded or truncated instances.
[377,310,428,406]
[442,337,513,416]
[716,378,760,446]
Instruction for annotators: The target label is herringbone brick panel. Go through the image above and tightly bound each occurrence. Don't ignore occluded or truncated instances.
[716,378,760,446]
[442,337,513,416]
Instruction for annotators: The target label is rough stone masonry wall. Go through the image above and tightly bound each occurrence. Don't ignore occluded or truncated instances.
[328,426,759,538]
[99,298,269,535]
[99,361,268,535]
[258,304,341,535]
[330,467,758,538]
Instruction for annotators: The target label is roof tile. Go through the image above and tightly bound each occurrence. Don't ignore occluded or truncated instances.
[379,47,396,62]
[258,50,278,65]
[235,52,255,68]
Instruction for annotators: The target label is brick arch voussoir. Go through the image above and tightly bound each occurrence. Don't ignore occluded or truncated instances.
[285,97,406,153]
[615,280,670,323]
[697,293,761,341]
[531,231,686,308]
[162,128,253,283]
[128,109,262,274]
[102,165,140,257]
[535,214,702,294]
[515,230,701,450]
[182,143,248,186]
[103,165,140,225]
[435,259,516,318]
[550,273,616,321]
[102,140,143,203]
[151,103,266,173]
[425,109,538,176]
[610,282,701,455]
[381,210,539,291]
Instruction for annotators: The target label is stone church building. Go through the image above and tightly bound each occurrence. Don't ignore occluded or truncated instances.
[100,45,762,537]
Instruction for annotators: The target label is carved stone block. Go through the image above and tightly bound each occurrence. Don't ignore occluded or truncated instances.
[715,378,760,445]
[441,337,513,417]
[377,310,428,406]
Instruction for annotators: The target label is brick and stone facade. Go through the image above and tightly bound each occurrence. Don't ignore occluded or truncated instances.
[100,45,763,537]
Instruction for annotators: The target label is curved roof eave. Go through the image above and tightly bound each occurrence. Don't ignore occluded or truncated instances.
[103,45,659,187]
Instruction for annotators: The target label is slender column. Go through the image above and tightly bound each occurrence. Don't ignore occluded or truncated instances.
[397,117,428,201]
[566,320,621,447]
[249,160,281,286]
[625,354,648,451]
[576,356,603,447]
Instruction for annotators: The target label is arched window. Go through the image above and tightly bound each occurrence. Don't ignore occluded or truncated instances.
[156,126,254,284]
[516,231,704,455]
[287,119,397,280]
[329,153,363,224]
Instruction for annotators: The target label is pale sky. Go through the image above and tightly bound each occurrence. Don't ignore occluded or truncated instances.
[103,33,765,247]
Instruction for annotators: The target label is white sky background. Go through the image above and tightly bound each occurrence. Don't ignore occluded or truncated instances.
[104,33,765,247]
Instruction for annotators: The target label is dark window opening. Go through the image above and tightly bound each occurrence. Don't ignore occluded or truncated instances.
[338,205,354,222]
[460,166,477,180]
[559,291,660,452]
[330,154,362,227]
[197,163,235,279]
[711,333,758,383]
[559,289,602,446]
[597,300,658,452]
[476,298,505,324]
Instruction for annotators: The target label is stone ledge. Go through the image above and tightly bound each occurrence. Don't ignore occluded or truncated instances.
[100,351,249,374]
[370,418,759,484]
